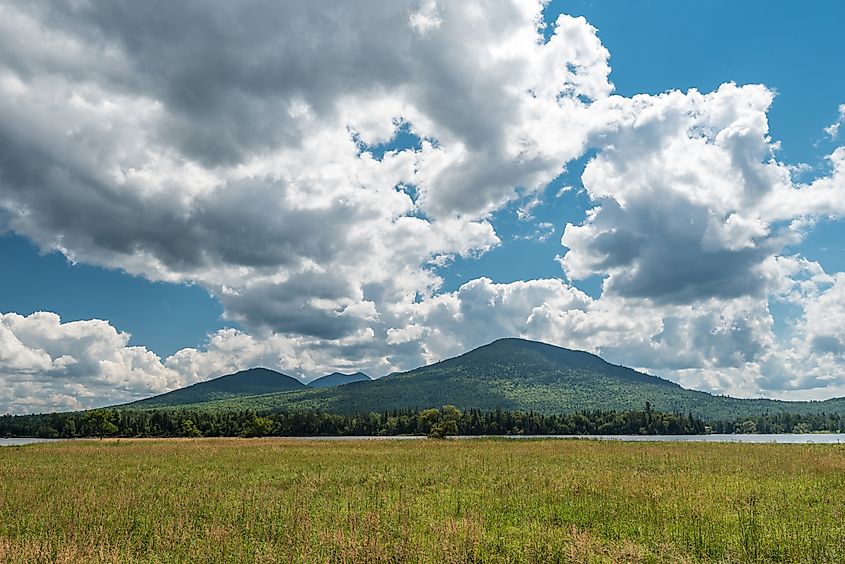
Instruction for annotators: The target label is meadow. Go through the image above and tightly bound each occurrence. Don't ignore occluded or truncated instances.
[1,438,844,563]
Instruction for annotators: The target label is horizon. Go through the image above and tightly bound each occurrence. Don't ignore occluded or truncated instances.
[1,1,844,414]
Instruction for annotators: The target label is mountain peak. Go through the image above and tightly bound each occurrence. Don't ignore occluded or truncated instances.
[308,371,371,388]
[122,337,845,420]
[451,337,614,373]
[128,366,305,408]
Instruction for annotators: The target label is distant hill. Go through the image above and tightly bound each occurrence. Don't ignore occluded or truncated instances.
[127,368,305,408]
[308,372,371,388]
[123,339,845,420]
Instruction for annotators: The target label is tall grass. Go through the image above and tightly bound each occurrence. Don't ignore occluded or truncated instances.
[1,438,844,562]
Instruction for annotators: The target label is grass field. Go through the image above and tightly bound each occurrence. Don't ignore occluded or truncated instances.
[1,438,844,563]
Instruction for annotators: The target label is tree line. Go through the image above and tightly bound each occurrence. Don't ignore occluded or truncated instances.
[1,404,707,438]
[711,411,845,434]
[7,406,841,438]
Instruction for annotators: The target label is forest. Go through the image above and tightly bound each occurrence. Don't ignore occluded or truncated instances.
[6,404,845,439]
[709,411,845,434]
[1,404,707,438]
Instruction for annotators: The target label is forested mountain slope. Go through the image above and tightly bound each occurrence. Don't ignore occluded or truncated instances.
[127,367,305,408]
[307,372,371,388]
[125,339,845,420]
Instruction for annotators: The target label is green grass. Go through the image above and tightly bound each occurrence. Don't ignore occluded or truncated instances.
[2,438,845,562]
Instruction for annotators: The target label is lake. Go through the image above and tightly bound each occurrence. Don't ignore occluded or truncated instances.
[3,434,844,446]
[0,438,63,447]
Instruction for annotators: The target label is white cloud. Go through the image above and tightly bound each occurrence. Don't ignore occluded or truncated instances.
[1,2,845,412]
[0,312,182,413]
[409,0,443,34]
[824,104,845,139]
[378,277,776,398]
[561,84,845,303]
[0,0,612,342]
[752,268,845,395]
[0,312,396,414]
[2,263,845,413]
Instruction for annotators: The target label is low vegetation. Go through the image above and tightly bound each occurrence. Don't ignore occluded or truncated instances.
[2,438,845,563]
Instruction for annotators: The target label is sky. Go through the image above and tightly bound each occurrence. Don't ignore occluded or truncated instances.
[1,0,844,414]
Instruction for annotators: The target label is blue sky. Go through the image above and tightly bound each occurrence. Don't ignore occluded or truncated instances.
[5,0,842,356]
[1,1,844,412]
[0,235,230,357]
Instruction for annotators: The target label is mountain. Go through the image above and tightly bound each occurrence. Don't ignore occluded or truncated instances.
[127,367,306,408]
[308,372,371,388]
[123,339,845,420]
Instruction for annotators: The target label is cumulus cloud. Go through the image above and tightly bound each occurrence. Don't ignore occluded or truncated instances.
[825,104,845,139]
[0,312,376,413]
[1,1,845,412]
[387,277,779,397]
[0,311,420,414]
[0,312,182,413]
[1,262,844,413]
[562,85,845,304]
[0,0,613,342]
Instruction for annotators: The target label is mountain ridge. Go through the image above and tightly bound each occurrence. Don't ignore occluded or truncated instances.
[122,338,845,420]
[127,367,305,408]
[307,372,371,388]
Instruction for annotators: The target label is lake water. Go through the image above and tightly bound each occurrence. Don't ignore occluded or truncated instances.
[0,438,63,447]
[3,434,844,446]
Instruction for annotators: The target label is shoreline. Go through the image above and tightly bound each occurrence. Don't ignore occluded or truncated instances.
[4,432,845,446]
